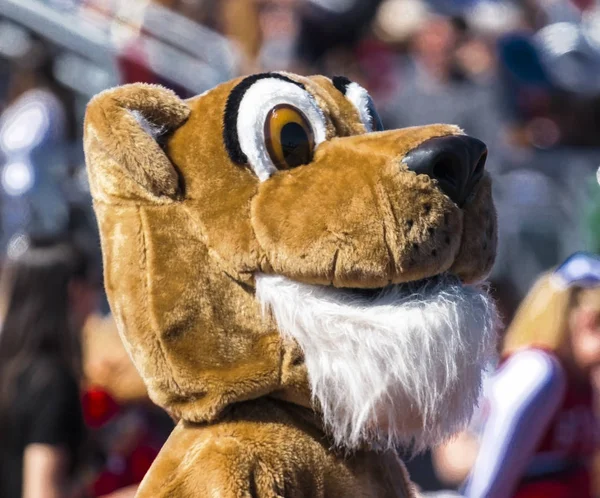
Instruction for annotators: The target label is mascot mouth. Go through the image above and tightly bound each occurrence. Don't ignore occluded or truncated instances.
[256,272,498,451]
[332,274,457,301]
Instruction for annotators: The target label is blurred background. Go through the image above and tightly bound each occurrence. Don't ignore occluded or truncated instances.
[0,0,599,496]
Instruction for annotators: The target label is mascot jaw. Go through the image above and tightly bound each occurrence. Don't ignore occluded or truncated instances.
[335,273,458,301]
[256,272,498,452]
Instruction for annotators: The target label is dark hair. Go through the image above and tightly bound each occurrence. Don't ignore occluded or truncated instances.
[0,238,90,430]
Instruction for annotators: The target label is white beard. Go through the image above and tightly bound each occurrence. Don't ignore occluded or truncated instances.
[256,273,498,451]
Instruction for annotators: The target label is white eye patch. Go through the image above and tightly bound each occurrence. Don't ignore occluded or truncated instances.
[343,82,383,133]
[236,78,327,181]
[345,82,372,130]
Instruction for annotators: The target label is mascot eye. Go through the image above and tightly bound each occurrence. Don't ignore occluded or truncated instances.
[264,104,315,169]
[227,74,327,181]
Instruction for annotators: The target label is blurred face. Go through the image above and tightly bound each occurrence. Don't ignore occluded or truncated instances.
[569,304,600,376]
[69,278,100,331]
[258,1,296,40]
[412,18,457,75]
[455,38,494,78]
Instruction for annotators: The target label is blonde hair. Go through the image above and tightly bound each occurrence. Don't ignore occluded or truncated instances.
[503,272,600,356]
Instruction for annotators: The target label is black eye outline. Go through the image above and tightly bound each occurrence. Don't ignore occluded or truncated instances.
[223,72,308,166]
[264,104,315,170]
[366,95,384,132]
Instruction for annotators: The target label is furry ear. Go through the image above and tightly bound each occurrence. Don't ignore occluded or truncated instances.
[84,83,190,198]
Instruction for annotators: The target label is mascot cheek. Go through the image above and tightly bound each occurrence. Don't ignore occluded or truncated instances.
[251,161,390,287]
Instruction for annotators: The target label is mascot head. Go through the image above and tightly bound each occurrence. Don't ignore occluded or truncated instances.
[84,72,497,452]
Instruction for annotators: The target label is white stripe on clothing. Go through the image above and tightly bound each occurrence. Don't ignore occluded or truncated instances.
[463,349,567,498]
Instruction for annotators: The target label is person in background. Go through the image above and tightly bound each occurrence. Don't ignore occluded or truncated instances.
[380,9,504,173]
[0,237,99,498]
[0,33,79,251]
[459,252,600,498]
[489,22,600,299]
[82,314,174,498]
[432,275,521,490]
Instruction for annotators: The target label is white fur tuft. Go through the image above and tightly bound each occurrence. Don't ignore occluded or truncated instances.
[256,274,498,452]
[345,82,374,131]
[129,109,166,139]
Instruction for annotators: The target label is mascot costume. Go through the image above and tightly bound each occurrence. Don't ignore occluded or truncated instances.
[84,72,498,497]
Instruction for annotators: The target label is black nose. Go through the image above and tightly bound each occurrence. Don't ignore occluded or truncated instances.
[403,135,487,207]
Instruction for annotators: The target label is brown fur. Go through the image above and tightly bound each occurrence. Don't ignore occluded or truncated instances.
[84,73,497,497]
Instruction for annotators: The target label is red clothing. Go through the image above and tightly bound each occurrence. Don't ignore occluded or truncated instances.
[514,350,597,498]
[535,366,596,455]
[513,468,591,498]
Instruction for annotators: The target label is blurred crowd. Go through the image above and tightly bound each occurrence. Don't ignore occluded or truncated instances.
[0,0,600,496]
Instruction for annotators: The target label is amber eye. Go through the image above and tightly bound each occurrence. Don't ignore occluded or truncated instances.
[264,104,315,170]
